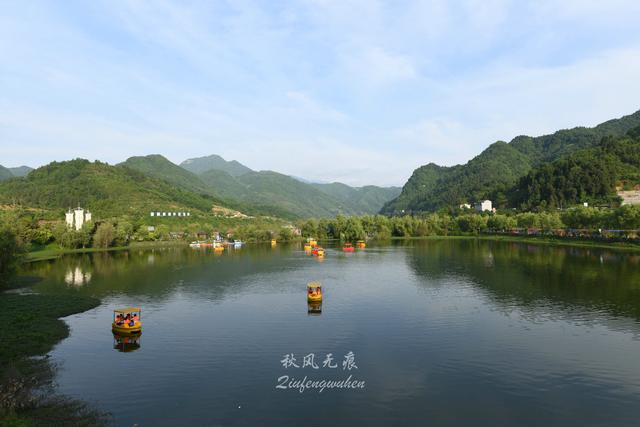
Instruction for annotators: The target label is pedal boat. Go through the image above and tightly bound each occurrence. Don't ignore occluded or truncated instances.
[307,282,323,302]
[312,247,325,257]
[343,243,355,252]
[112,307,142,334]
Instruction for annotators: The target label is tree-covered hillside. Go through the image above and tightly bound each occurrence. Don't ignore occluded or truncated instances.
[120,155,215,196]
[510,128,640,210]
[180,154,253,176]
[232,171,351,218]
[178,154,400,217]
[0,159,224,218]
[383,110,640,214]
[8,166,33,177]
[0,165,13,181]
[311,182,401,214]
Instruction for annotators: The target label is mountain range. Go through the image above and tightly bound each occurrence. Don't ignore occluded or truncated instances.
[382,110,640,213]
[0,154,399,219]
[3,109,640,219]
[120,155,400,218]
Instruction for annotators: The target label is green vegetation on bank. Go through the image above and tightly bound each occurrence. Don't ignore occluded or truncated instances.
[0,205,297,259]
[383,110,640,214]
[298,205,640,243]
[6,202,640,260]
[0,227,108,425]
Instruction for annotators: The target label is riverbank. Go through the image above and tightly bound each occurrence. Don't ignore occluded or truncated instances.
[25,240,189,262]
[24,233,640,265]
[0,292,108,425]
[385,234,640,252]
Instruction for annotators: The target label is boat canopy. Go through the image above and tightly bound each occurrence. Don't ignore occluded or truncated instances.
[113,307,141,314]
[307,281,322,289]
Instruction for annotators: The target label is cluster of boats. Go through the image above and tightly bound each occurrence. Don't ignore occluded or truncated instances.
[189,240,244,251]
[304,238,366,257]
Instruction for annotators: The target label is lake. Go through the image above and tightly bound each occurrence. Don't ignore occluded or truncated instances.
[20,240,640,426]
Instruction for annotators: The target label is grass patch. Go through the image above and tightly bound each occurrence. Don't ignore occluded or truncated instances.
[0,294,106,426]
[0,294,100,364]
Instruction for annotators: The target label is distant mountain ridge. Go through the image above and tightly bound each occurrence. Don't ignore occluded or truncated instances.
[382,110,640,213]
[180,154,253,176]
[0,165,12,181]
[312,182,401,214]
[0,165,34,181]
[178,154,399,216]
[9,166,33,177]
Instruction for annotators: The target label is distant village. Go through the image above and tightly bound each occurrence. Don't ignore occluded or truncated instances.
[460,200,495,213]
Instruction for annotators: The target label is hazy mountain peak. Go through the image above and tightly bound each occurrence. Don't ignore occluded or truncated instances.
[8,165,33,177]
[180,154,253,176]
[0,165,13,181]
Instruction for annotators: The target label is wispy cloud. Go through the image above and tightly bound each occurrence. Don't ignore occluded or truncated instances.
[1,0,639,186]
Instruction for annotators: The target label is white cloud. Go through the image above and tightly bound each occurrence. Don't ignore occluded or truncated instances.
[1,0,640,188]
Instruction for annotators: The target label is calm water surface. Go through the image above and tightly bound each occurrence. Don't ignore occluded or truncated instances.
[20,240,640,426]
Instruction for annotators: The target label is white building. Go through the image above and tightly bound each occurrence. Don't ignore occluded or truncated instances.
[150,211,190,217]
[66,206,92,231]
[474,200,492,212]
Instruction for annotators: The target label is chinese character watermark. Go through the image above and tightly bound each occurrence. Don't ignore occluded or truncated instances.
[276,351,365,393]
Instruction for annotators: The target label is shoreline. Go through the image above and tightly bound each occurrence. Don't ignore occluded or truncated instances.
[385,234,640,252]
[23,233,640,264]
[25,240,189,262]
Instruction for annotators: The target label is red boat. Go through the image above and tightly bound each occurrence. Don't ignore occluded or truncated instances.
[342,243,355,252]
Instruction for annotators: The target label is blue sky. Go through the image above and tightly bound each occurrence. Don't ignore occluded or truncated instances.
[2,0,640,186]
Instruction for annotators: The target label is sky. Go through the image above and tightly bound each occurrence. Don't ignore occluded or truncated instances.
[1,0,640,186]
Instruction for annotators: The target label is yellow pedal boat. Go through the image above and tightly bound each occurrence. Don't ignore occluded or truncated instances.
[307,281,322,302]
[112,307,142,334]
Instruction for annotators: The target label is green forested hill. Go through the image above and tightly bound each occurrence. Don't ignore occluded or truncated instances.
[311,182,401,214]
[180,154,253,176]
[178,154,399,217]
[383,110,640,213]
[199,170,400,217]
[8,166,33,177]
[510,129,640,210]
[120,155,215,196]
[233,171,352,217]
[122,155,358,218]
[0,159,223,217]
[0,165,13,181]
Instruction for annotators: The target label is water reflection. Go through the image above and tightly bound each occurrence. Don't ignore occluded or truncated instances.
[112,333,141,353]
[307,301,322,315]
[64,266,92,287]
[18,241,640,426]
[406,239,640,322]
